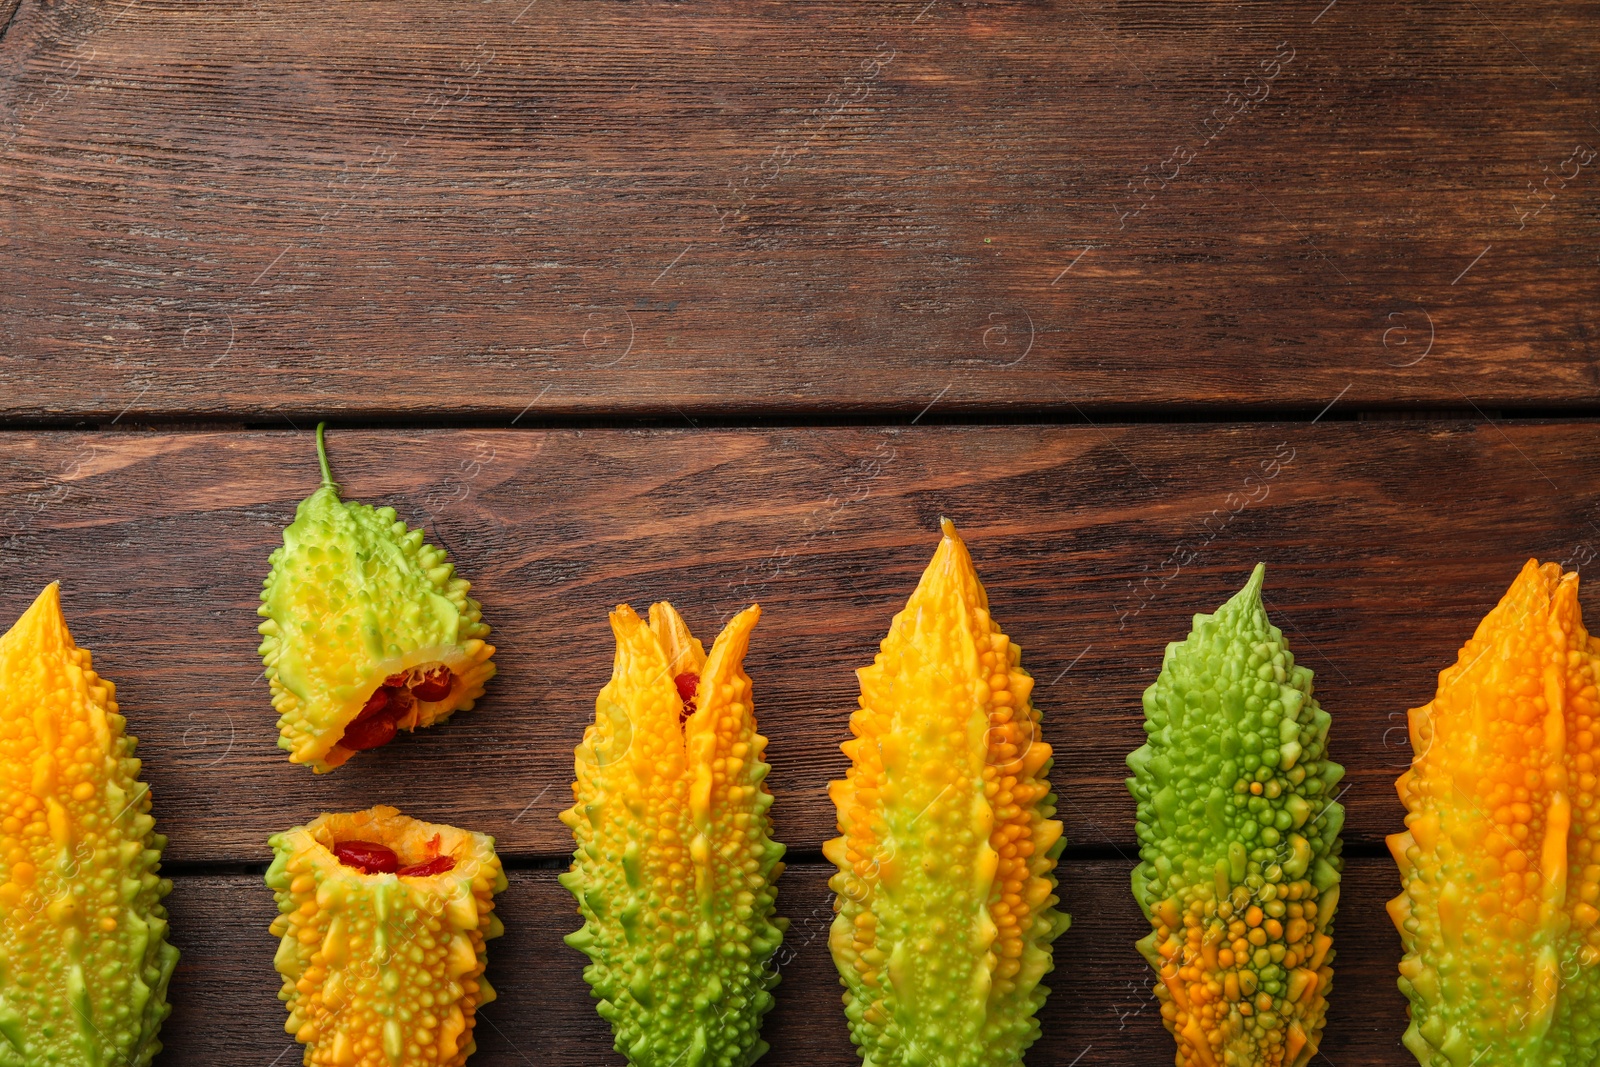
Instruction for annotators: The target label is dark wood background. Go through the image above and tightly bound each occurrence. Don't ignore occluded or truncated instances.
[2,0,1597,1063]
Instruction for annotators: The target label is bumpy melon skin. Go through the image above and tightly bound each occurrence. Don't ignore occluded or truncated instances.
[824,520,1069,1067]
[1127,564,1344,1067]
[265,805,507,1067]
[1389,561,1600,1067]
[560,602,787,1067]
[0,583,179,1067]
[258,426,495,772]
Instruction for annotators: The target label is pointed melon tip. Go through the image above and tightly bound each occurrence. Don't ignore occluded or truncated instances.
[5,581,71,649]
[1214,562,1267,620]
[1243,561,1266,597]
[27,580,63,613]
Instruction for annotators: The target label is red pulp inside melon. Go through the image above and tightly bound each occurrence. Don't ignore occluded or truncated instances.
[332,840,399,874]
[336,667,458,753]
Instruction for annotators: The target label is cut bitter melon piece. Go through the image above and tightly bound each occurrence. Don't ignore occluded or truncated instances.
[258,424,496,772]
[0,583,179,1066]
[266,805,507,1067]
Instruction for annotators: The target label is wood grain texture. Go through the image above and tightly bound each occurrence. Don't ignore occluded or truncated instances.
[0,423,1595,862]
[1,0,1596,420]
[158,858,1413,1066]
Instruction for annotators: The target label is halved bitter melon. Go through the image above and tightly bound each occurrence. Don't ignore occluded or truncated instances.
[266,805,507,1067]
[258,424,496,772]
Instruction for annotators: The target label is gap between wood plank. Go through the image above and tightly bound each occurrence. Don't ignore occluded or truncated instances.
[155,841,1396,880]
[3,405,1583,433]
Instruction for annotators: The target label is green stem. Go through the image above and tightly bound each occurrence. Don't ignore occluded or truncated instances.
[315,422,336,489]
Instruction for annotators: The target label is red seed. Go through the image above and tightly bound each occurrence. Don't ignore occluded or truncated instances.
[397,855,456,877]
[386,687,416,727]
[333,840,399,874]
[411,666,455,702]
[384,672,410,687]
[354,688,391,723]
[340,712,398,751]
[674,671,699,721]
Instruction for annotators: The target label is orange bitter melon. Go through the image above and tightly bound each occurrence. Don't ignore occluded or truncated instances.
[560,601,787,1067]
[1390,560,1600,1065]
[1127,564,1344,1067]
[266,805,506,1067]
[258,424,496,771]
[825,520,1069,1067]
[0,583,179,1066]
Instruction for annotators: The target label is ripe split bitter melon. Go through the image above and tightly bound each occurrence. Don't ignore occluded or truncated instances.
[1128,564,1344,1067]
[0,583,179,1066]
[825,520,1069,1067]
[266,805,507,1067]
[259,424,496,771]
[560,601,787,1067]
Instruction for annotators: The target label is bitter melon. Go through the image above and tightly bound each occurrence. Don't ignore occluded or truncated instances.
[266,805,506,1067]
[258,424,495,772]
[560,601,787,1067]
[1390,560,1600,1066]
[1127,564,1344,1067]
[825,520,1069,1067]
[0,583,179,1066]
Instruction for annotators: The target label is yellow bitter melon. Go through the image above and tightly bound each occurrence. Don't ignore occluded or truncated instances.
[1390,560,1600,1066]
[825,519,1069,1067]
[265,805,506,1067]
[560,601,788,1067]
[258,424,495,772]
[0,583,179,1066]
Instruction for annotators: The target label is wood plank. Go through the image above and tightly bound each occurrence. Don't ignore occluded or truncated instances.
[0,424,1594,861]
[1,0,1595,419]
[158,858,1413,1065]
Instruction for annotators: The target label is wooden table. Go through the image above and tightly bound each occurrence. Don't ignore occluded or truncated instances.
[2,1,1596,1064]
